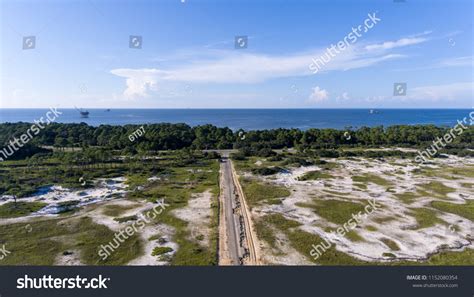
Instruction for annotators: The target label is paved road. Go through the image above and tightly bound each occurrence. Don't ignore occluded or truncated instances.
[220,157,241,265]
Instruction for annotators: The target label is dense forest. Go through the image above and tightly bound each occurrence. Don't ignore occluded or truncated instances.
[0,122,473,160]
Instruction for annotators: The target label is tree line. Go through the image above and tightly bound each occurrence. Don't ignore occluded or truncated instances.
[0,122,472,159]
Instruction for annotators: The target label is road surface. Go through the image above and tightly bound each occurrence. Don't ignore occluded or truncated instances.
[220,157,241,264]
[218,153,259,265]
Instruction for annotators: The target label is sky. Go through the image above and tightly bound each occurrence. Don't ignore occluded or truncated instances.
[0,0,473,109]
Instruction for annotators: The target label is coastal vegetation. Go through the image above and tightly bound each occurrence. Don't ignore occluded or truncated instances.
[1,123,473,162]
[0,122,472,266]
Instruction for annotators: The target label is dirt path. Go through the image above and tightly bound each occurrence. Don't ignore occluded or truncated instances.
[230,160,260,265]
[218,154,260,265]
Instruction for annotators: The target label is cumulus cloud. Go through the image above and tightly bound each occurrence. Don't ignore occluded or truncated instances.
[110,69,163,99]
[336,92,350,100]
[307,86,329,103]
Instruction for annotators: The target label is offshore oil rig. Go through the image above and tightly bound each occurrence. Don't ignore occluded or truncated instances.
[75,107,89,118]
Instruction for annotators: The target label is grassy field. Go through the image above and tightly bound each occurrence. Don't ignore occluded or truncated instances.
[0,201,47,218]
[297,199,375,225]
[256,213,474,265]
[352,174,392,187]
[0,216,141,265]
[393,192,420,204]
[413,166,474,184]
[431,200,474,221]
[0,151,221,266]
[407,208,447,229]
[1,148,473,266]
[240,178,291,208]
[418,181,456,199]
[102,204,141,217]
[133,159,220,265]
[256,214,368,265]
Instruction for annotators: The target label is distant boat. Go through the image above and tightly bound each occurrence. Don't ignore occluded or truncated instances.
[75,106,89,118]
[105,109,111,112]
[369,109,380,114]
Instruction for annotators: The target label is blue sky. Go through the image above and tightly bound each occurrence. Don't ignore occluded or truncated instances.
[0,0,472,108]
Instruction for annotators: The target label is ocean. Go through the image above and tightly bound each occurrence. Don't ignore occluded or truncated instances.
[0,109,471,130]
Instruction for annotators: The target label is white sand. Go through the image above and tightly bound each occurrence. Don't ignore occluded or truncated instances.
[250,155,474,263]
[172,190,213,247]
[86,199,178,266]
[0,177,179,266]
[0,177,128,216]
[128,223,177,266]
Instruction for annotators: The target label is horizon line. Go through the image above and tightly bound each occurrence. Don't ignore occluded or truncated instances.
[1,107,473,110]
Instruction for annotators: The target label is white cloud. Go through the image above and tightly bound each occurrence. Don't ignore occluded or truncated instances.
[336,92,350,100]
[111,33,430,99]
[110,68,163,99]
[365,36,429,51]
[12,89,25,97]
[408,81,473,101]
[307,86,329,103]
[364,95,387,103]
[439,56,473,67]
[393,55,474,72]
